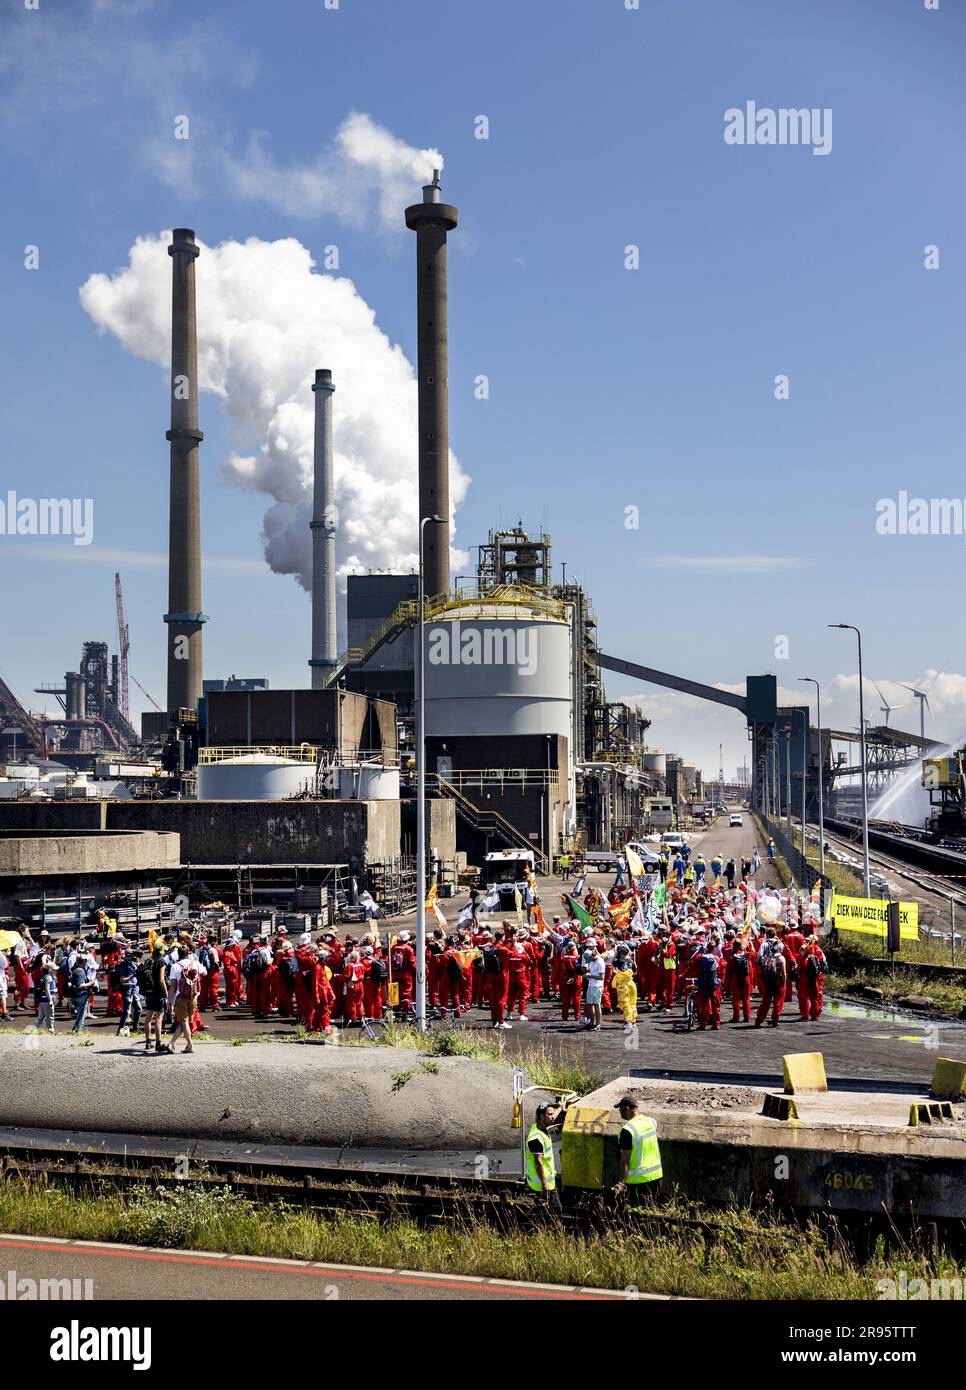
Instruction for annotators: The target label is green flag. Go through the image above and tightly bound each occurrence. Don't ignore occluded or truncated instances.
[652,881,667,908]
[566,895,594,929]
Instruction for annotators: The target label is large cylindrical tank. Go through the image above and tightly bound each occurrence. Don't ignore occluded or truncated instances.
[424,606,572,739]
[643,750,666,775]
[196,754,316,801]
[338,765,400,800]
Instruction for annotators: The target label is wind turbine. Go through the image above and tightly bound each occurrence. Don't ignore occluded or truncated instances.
[900,664,946,740]
[872,682,898,728]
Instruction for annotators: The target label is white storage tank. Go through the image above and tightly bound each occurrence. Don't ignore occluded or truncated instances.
[424,602,572,740]
[643,751,666,775]
[337,764,400,800]
[197,754,316,802]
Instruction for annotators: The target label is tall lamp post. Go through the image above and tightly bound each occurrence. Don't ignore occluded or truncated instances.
[784,722,792,838]
[416,514,443,1032]
[829,624,871,896]
[799,677,825,880]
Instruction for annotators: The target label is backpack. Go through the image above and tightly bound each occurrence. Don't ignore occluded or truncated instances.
[446,953,463,985]
[482,946,502,975]
[370,956,387,984]
[177,967,201,1000]
[281,953,300,981]
[198,945,216,972]
[243,951,265,979]
[730,951,750,983]
[760,952,781,984]
[806,953,825,980]
[136,961,154,994]
[696,953,719,992]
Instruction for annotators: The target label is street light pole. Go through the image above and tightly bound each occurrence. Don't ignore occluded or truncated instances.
[799,676,825,879]
[784,723,792,839]
[829,624,871,896]
[416,513,443,1033]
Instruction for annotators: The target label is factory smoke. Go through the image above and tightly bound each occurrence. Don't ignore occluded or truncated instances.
[79,232,470,593]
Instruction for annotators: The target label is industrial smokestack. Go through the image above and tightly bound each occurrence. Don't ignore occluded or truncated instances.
[164,228,206,719]
[309,368,337,688]
[405,170,457,600]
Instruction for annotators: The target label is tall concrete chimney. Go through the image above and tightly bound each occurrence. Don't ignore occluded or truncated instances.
[164,228,205,718]
[405,170,458,600]
[309,368,337,688]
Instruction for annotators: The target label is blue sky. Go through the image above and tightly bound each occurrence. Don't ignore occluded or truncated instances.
[1,0,963,775]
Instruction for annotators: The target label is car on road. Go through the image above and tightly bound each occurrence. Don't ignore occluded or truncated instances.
[729,813,743,827]
[661,833,689,851]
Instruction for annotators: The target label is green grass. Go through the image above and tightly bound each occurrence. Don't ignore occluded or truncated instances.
[0,1179,960,1300]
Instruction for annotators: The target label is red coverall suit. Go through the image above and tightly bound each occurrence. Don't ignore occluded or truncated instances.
[199,945,221,1012]
[755,952,786,1026]
[559,954,583,1021]
[101,938,123,1016]
[362,955,385,1020]
[505,942,531,1018]
[437,948,463,1017]
[781,929,807,1018]
[695,953,723,1030]
[12,954,31,1009]
[249,950,273,1018]
[390,942,417,1009]
[343,960,365,1022]
[636,938,660,1007]
[800,946,826,1020]
[487,943,511,1024]
[273,943,296,1017]
[309,958,335,1032]
[471,932,489,1007]
[724,947,753,1022]
[294,949,316,1027]
[222,941,242,1006]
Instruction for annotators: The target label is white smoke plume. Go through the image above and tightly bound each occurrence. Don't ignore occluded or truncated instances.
[79,232,470,591]
[224,113,444,233]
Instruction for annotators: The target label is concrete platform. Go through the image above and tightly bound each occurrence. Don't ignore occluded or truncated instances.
[563,1074,966,1218]
[0,1037,516,1150]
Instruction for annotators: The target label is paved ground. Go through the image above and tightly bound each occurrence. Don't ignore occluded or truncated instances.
[7,812,965,1087]
[0,1234,646,1301]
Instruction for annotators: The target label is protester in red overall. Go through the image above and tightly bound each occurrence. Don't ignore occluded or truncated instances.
[558,941,583,1021]
[197,937,221,1012]
[694,946,722,1030]
[11,949,31,1009]
[725,938,753,1023]
[471,928,490,1007]
[755,939,786,1027]
[635,934,660,1009]
[485,932,511,1028]
[390,932,417,1011]
[800,938,827,1020]
[437,942,464,1018]
[247,937,273,1018]
[100,933,123,1016]
[780,924,807,1019]
[505,930,532,1021]
[222,932,243,1008]
[658,931,677,1010]
[361,945,386,1020]
[342,950,365,1023]
[294,936,318,1027]
[527,932,545,1003]
[427,929,446,1008]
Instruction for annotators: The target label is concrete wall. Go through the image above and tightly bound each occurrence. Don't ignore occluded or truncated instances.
[206,689,398,756]
[400,797,457,864]
[0,830,180,877]
[0,799,401,874]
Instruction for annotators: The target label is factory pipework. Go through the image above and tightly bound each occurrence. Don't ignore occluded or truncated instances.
[310,368,337,688]
[164,228,206,719]
[405,171,458,601]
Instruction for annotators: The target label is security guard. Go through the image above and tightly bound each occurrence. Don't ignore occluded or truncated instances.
[612,1095,662,1204]
[525,1101,562,1211]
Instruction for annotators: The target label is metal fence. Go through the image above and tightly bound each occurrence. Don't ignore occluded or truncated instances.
[758,814,827,892]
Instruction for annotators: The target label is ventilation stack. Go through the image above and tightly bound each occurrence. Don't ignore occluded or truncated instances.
[309,368,337,688]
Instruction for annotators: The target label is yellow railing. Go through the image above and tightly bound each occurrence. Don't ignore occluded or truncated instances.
[198,745,322,764]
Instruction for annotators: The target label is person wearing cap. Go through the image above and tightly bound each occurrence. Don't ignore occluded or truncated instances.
[114,946,142,1037]
[524,1102,562,1211]
[68,947,97,1034]
[613,1096,663,1202]
[582,944,604,1031]
[222,930,243,1009]
[506,927,533,1022]
[34,960,57,1035]
[558,938,582,1023]
[390,931,417,1013]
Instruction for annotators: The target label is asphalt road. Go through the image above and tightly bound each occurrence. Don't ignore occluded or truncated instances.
[0,1234,645,1302]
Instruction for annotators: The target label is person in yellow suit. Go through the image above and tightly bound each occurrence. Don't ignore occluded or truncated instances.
[612,944,638,1032]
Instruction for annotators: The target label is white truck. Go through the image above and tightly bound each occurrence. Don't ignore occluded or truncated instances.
[482,849,536,910]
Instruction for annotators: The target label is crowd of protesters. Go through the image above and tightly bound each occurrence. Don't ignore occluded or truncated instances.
[0,835,827,1044]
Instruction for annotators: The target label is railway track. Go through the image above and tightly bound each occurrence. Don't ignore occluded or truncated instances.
[819,821,966,927]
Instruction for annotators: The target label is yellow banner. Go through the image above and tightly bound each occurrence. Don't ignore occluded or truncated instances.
[831,894,919,940]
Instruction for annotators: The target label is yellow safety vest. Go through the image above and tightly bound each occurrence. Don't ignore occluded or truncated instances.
[524,1124,556,1192]
[621,1115,663,1185]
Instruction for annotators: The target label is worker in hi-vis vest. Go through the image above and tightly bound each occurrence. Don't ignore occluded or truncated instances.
[612,1095,663,1203]
[525,1101,562,1211]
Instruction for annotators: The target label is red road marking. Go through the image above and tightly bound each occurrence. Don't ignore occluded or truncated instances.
[0,1236,612,1299]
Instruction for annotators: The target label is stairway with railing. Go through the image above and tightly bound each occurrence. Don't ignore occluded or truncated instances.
[426,771,549,873]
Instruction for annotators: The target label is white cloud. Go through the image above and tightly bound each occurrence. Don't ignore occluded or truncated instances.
[79,232,470,596]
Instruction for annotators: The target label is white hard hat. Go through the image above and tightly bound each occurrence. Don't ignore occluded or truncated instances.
[398,931,411,942]
[299,932,311,945]
[232,930,242,941]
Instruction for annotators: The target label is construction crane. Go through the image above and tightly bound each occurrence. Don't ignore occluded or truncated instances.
[114,572,130,719]
[131,674,162,711]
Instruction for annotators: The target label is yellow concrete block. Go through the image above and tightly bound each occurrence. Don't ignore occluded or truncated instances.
[929,1057,966,1101]
[762,1093,799,1120]
[561,1106,612,1190]
[782,1052,828,1095]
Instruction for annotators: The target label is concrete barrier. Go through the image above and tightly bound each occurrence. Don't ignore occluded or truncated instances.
[782,1052,828,1095]
[930,1057,966,1101]
[0,1037,517,1150]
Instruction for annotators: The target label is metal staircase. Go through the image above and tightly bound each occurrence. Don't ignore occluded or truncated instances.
[428,772,548,873]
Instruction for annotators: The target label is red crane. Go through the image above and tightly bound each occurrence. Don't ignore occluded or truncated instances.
[114,572,130,720]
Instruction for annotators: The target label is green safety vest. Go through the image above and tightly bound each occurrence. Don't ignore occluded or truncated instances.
[524,1124,556,1192]
[621,1115,663,1185]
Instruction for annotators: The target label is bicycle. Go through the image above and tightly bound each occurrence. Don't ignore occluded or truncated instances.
[672,983,699,1033]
